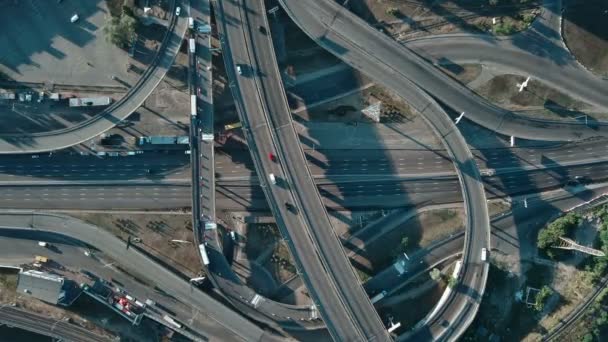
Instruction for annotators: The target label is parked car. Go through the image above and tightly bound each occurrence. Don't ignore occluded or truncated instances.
[175,7,181,16]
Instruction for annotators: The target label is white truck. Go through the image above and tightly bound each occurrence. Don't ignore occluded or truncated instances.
[190,95,197,116]
[481,248,488,262]
[188,38,195,53]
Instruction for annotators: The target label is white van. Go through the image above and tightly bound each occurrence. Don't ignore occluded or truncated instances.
[269,173,277,185]
[188,17,194,29]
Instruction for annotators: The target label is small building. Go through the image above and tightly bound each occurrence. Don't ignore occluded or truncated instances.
[16,270,79,306]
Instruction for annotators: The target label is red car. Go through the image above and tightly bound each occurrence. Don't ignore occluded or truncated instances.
[268,153,277,162]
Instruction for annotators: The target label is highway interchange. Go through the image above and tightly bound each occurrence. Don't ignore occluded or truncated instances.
[1,0,608,340]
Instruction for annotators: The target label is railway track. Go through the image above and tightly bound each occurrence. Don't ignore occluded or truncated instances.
[543,274,608,341]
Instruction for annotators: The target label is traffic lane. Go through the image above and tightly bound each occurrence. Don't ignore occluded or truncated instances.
[0,153,190,181]
[365,233,464,296]
[254,14,390,342]
[405,36,608,112]
[0,185,191,209]
[0,218,260,342]
[0,163,602,211]
[286,0,606,141]
[0,160,603,211]
[0,233,240,342]
[473,139,608,171]
[233,0,376,339]
[2,139,608,183]
[217,136,608,183]
[217,0,350,337]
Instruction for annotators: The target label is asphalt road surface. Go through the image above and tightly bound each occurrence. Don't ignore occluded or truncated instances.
[217,0,388,340]
[0,234,237,342]
[0,0,186,153]
[277,0,494,340]
[279,0,608,144]
[0,212,269,341]
[240,1,390,340]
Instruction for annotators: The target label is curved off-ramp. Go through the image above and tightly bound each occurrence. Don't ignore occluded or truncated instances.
[281,0,608,142]
[0,211,270,342]
[0,1,187,154]
[279,0,490,340]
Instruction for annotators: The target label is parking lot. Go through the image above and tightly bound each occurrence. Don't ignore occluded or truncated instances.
[0,0,135,86]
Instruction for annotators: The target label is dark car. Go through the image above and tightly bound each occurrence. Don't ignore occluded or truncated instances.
[259,26,267,35]
[285,202,298,214]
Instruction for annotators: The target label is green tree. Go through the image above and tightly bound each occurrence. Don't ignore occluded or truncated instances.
[448,276,458,289]
[537,212,581,252]
[582,333,594,342]
[430,268,442,281]
[385,7,400,17]
[534,285,553,311]
[104,14,137,48]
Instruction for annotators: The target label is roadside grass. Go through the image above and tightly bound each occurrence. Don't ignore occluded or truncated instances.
[67,212,200,277]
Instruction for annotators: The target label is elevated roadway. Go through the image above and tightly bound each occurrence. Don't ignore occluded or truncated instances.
[278,0,490,339]
[0,0,186,154]
[216,0,389,340]
[0,211,268,341]
[239,0,390,340]
[280,0,606,142]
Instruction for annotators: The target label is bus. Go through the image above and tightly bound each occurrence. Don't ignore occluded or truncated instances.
[198,243,210,265]
[190,95,197,116]
[188,38,195,53]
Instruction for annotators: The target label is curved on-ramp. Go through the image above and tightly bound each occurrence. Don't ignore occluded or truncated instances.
[0,1,187,154]
[278,0,490,340]
[0,211,268,342]
[281,0,608,143]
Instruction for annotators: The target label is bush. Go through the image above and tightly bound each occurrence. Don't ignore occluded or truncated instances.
[385,7,400,17]
[103,14,137,48]
[430,268,442,281]
[534,285,553,311]
[493,22,516,35]
[448,276,458,289]
[537,212,581,254]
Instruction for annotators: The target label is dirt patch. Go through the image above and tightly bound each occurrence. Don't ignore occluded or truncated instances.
[474,74,603,122]
[488,199,512,217]
[244,223,279,260]
[133,23,169,67]
[351,0,541,41]
[67,212,200,277]
[353,208,464,278]
[466,258,596,341]
[264,240,297,284]
[416,208,465,248]
[563,0,608,77]
[301,84,419,123]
